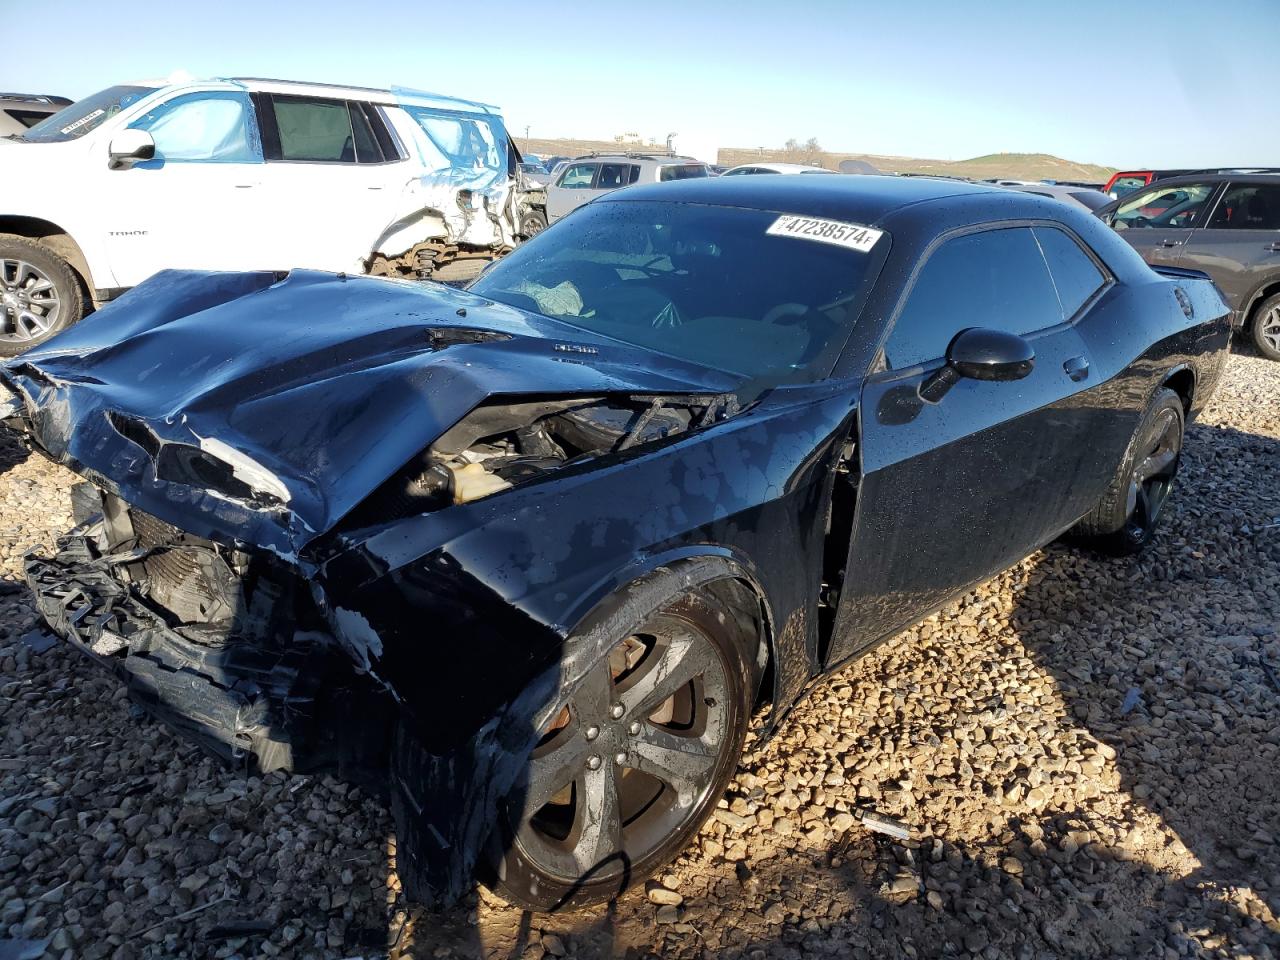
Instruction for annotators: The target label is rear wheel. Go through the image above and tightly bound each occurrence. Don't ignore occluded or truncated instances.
[0,235,84,356]
[520,209,548,241]
[489,589,753,911]
[1073,388,1184,555]
[1249,292,1280,361]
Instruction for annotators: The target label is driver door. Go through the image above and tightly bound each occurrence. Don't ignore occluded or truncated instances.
[102,90,266,287]
[825,225,1109,665]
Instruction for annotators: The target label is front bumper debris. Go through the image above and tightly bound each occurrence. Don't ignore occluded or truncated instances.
[25,524,341,773]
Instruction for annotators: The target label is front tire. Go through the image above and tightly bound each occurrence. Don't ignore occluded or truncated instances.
[487,588,754,911]
[1249,292,1280,361]
[0,235,84,356]
[1073,387,1185,555]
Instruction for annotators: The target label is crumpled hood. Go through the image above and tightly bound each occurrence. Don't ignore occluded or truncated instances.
[1,269,742,559]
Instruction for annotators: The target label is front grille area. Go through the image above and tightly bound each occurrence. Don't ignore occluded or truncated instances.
[122,506,242,627]
[131,510,206,603]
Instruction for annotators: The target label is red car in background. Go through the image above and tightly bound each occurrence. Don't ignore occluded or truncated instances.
[1106,167,1280,199]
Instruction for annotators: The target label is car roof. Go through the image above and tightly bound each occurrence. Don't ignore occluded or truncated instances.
[570,153,702,165]
[224,78,500,113]
[727,162,835,174]
[1133,171,1280,189]
[605,173,1002,225]
[0,93,72,106]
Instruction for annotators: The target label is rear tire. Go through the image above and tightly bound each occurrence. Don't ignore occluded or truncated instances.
[0,235,84,357]
[1249,292,1280,361]
[520,209,548,241]
[1072,387,1185,555]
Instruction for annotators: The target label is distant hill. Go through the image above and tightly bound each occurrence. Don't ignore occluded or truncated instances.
[719,148,1115,184]
[520,137,1115,185]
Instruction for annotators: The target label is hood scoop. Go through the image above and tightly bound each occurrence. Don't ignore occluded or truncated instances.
[424,326,513,350]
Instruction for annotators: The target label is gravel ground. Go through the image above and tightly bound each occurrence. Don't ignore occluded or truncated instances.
[1,351,1277,960]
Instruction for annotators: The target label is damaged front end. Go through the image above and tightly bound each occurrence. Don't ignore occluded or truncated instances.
[25,482,393,776]
[0,267,758,902]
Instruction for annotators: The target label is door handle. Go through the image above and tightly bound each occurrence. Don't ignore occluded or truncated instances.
[1160,239,1183,248]
[1063,356,1090,382]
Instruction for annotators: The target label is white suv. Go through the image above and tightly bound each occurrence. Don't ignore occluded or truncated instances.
[0,77,546,355]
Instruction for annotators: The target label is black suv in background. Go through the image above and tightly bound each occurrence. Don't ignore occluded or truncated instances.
[1097,173,1280,359]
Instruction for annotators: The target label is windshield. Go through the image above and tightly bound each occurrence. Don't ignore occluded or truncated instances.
[21,85,157,142]
[470,199,885,385]
[1114,183,1215,229]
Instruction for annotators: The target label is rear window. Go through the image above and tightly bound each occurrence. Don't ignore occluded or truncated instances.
[659,164,709,182]
[4,109,53,129]
[1208,184,1280,230]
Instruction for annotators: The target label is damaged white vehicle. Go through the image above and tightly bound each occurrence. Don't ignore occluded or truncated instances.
[0,77,546,355]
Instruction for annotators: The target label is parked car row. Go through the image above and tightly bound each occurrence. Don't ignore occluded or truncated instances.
[1095,171,1280,359]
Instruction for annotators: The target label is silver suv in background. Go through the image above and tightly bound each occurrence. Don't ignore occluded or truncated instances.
[546,153,709,222]
[0,94,73,137]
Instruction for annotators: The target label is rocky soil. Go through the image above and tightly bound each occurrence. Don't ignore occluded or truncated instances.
[1,352,1277,960]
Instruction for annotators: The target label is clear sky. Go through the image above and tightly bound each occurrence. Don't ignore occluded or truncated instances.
[4,0,1275,168]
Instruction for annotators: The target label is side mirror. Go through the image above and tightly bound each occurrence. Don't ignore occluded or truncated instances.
[919,327,1035,403]
[108,129,155,169]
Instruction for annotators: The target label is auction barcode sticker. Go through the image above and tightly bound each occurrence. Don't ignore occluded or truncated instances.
[60,109,104,135]
[766,214,883,253]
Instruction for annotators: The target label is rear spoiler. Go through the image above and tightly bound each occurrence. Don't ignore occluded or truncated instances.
[1150,265,1214,282]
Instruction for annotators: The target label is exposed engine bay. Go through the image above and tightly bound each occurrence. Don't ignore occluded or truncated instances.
[346,393,739,527]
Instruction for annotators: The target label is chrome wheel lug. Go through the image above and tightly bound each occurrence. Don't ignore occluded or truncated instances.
[614,751,627,765]
[586,755,601,771]
[610,703,625,719]
[584,724,600,741]
[627,721,641,736]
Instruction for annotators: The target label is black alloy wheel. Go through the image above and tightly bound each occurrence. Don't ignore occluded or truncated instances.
[490,590,753,911]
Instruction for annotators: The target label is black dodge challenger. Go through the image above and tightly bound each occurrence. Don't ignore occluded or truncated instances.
[0,176,1230,911]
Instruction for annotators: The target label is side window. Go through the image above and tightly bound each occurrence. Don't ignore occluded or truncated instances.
[1108,175,1147,197]
[268,96,356,163]
[628,164,641,185]
[1113,182,1215,230]
[347,103,385,163]
[558,163,597,189]
[1034,227,1106,319]
[597,163,630,189]
[886,227,1062,369]
[129,91,261,163]
[1207,184,1280,230]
